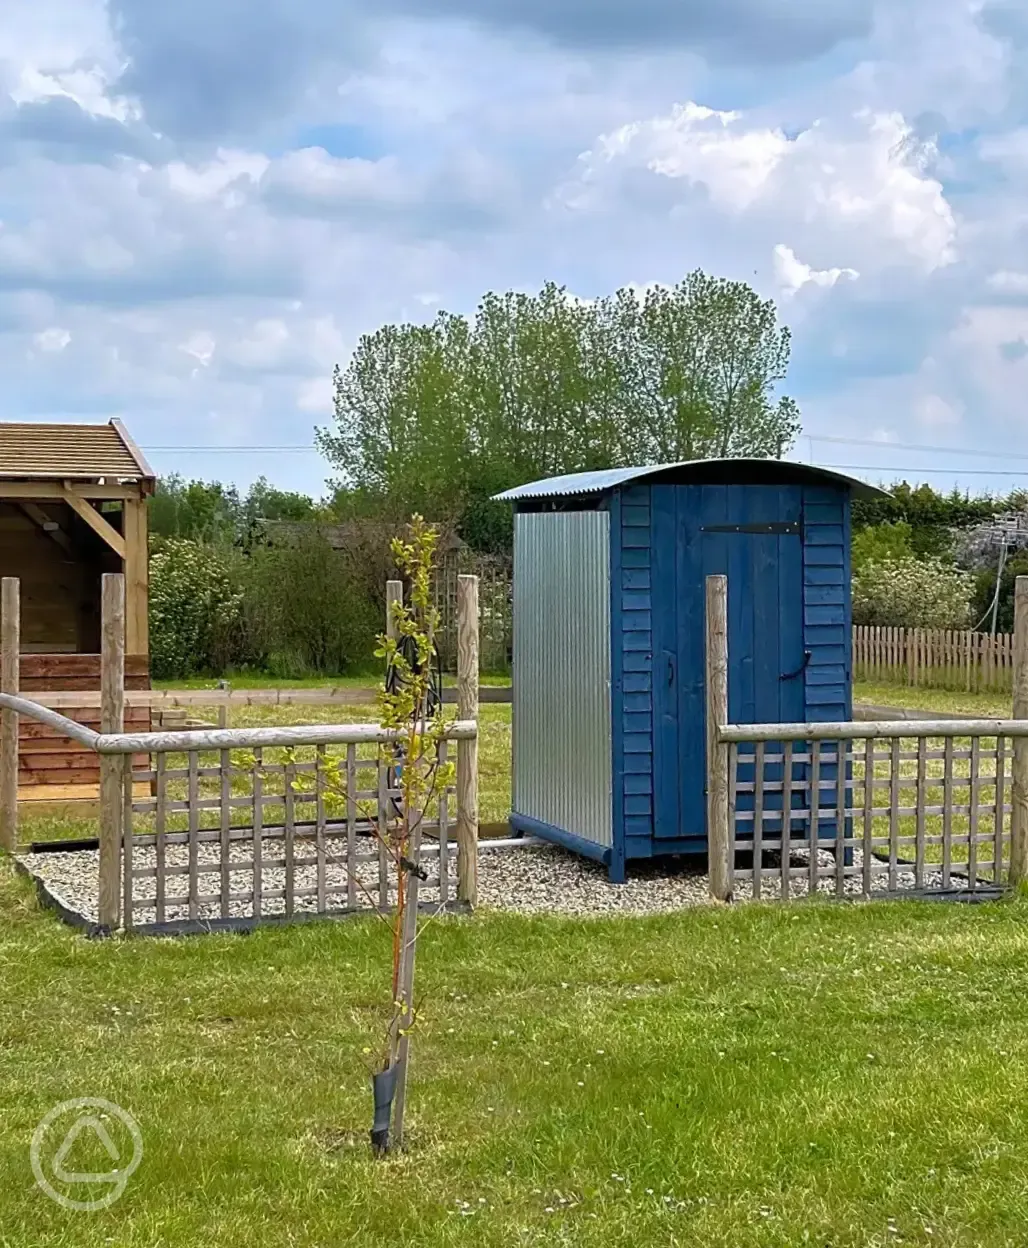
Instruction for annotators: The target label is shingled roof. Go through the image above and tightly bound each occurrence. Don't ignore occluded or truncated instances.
[0,419,155,490]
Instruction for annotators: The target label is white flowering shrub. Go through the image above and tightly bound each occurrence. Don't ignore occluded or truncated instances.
[149,539,245,678]
[852,556,974,629]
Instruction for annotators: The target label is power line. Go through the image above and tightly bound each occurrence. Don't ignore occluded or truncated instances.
[810,434,1028,463]
[146,445,319,453]
[137,444,1028,478]
[821,463,1028,478]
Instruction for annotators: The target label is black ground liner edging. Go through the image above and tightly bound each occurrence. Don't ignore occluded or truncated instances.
[13,854,470,939]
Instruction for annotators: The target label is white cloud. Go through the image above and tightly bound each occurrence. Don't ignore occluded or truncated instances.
[987,270,1028,294]
[32,326,70,352]
[165,149,270,201]
[773,243,859,295]
[297,375,333,414]
[978,127,1028,172]
[10,65,138,121]
[0,0,1020,495]
[914,392,963,428]
[179,331,215,368]
[591,102,788,210]
[564,103,958,275]
[262,148,408,211]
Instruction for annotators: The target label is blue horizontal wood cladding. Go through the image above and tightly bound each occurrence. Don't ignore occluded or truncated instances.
[609,485,653,880]
[804,524,844,545]
[802,487,852,725]
[511,472,854,879]
[804,565,845,586]
[623,672,652,693]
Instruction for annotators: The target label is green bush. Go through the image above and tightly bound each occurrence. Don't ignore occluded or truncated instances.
[149,530,384,681]
[149,539,245,678]
[242,530,379,677]
[852,556,974,629]
[851,521,913,573]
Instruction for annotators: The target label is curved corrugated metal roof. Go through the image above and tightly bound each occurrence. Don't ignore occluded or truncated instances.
[493,459,889,502]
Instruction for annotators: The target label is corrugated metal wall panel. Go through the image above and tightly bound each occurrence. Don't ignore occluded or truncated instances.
[512,511,612,848]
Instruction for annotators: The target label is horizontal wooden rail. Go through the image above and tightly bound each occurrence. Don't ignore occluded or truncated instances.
[7,686,512,710]
[0,692,101,749]
[0,691,477,755]
[719,718,1028,742]
[95,719,479,755]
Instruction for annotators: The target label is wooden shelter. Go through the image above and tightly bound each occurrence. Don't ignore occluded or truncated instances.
[0,420,153,803]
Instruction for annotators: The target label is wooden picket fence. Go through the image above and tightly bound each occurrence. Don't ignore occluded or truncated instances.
[853,625,1015,693]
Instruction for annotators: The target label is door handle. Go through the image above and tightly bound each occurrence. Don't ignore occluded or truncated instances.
[781,650,812,681]
[667,658,674,686]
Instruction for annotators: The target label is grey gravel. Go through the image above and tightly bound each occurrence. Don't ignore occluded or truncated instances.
[480,844,711,915]
[16,840,713,926]
[17,839,972,931]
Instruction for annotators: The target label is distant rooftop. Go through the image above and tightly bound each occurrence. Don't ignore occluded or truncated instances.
[0,419,155,489]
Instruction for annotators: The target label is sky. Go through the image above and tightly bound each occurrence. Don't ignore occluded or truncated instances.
[1,0,1027,497]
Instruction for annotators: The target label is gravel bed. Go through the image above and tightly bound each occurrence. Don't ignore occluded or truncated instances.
[731,846,955,901]
[18,840,434,927]
[479,844,711,915]
[16,840,713,925]
[16,839,984,931]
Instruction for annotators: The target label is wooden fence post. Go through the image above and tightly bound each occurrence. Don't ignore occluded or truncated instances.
[386,580,402,642]
[706,574,731,902]
[456,575,479,906]
[1010,576,1028,886]
[0,578,19,852]
[98,573,125,930]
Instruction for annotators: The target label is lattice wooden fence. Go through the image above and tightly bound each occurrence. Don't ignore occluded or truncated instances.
[705,574,1028,904]
[123,734,462,929]
[434,553,510,674]
[725,729,1016,900]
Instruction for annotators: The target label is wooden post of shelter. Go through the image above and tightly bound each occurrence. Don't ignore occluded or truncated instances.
[98,573,125,930]
[706,574,731,902]
[1010,576,1028,886]
[0,421,153,814]
[0,578,19,850]
[456,574,479,906]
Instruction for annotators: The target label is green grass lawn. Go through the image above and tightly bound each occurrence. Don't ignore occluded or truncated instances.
[854,681,1011,718]
[2,864,1028,1246]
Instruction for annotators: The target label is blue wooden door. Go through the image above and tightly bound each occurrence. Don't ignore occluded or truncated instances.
[651,484,805,844]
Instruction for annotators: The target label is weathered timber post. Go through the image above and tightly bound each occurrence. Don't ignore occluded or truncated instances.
[706,574,731,902]
[98,573,126,930]
[0,578,19,851]
[456,574,479,906]
[386,580,403,643]
[1010,576,1028,886]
